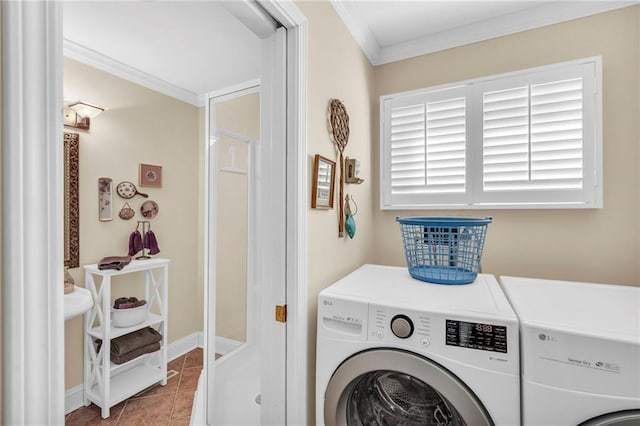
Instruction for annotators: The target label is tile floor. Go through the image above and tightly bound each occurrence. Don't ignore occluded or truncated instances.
[65,348,203,426]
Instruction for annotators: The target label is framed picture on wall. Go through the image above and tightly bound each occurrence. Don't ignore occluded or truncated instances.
[311,154,336,209]
[98,177,113,222]
[139,163,162,188]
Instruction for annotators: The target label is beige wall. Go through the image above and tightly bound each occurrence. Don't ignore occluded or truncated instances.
[374,6,640,286]
[63,58,202,390]
[213,92,260,342]
[296,1,376,423]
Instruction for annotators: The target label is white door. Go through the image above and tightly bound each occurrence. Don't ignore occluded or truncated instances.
[258,26,288,426]
[204,24,288,426]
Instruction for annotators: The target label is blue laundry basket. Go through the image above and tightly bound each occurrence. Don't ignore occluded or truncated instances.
[396,216,492,285]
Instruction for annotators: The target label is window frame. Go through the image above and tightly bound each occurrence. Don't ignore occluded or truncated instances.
[380,56,603,210]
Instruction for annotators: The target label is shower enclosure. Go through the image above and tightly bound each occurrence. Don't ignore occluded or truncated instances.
[203,89,263,425]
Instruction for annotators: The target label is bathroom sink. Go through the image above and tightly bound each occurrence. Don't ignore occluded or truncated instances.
[64,286,93,320]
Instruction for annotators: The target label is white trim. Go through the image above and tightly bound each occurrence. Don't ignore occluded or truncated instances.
[2,2,65,424]
[206,79,260,102]
[333,1,635,66]
[65,385,85,416]
[63,39,203,107]
[329,0,380,65]
[167,331,204,361]
[221,1,279,39]
[65,331,206,414]
[203,87,216,426]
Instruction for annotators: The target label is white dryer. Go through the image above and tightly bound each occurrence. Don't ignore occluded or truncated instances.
[316,264,520,426]
[500,276,640,426]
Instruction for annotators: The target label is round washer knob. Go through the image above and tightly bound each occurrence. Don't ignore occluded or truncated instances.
[391,315,414,339]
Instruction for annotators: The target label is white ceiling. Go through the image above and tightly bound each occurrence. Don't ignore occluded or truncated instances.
[63,1,262,106]
[63,1,637,106]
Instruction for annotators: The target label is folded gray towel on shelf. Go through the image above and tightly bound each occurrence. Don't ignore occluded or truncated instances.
[111,327,162,356]
[111,342,161,365]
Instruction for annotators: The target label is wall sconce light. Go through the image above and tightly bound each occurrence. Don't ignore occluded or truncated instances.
[64,101,104,130]
[69,101,104,119]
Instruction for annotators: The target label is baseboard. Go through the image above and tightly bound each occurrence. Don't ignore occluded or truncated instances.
[215,335,242,355]
[65,384,85,416]
[167,331,204,361]
[65,330,204,414]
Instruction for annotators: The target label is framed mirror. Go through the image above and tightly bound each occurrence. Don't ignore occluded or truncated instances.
[312,154,336,209]
[64,132,80,268]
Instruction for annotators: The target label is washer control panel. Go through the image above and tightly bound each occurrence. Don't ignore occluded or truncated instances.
[368,303,515,373]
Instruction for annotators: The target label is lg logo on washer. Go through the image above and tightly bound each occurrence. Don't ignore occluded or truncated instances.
[538,333,558,342]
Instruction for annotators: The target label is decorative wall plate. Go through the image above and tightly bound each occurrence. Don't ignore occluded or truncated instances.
[116,181,148,199]
[140,200,159,219]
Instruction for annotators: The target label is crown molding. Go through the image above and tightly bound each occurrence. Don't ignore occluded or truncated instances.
[329,0,381,64]
[333,1,637,66]
[63,39,204,107]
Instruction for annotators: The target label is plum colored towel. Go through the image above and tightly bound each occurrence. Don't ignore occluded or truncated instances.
[128,231,143,256]
[144,230,161,255]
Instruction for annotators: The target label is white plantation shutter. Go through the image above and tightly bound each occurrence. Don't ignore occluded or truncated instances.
[425,97,466,193]
[482,75,584,192]
[482,86,530,190]
[390,103,426,192]
[380,58,601,209]
[382,87,469,207]
[530,78,583,189]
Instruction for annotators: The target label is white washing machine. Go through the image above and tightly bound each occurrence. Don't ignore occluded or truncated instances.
[316,264,520,426]
[500,276,640,426]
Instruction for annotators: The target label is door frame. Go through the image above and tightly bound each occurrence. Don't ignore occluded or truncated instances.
[1,2,65,423]
[1,1,308,424]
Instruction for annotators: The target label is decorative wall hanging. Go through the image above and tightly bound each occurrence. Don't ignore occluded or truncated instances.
[128,221,160,259]
[345,157,364,184]
[116,181,149,199]
[139,163,163,188]
[63,132,80,268]
[118,202,135,220]
[140,200,159,219]
[344,194,358,239]
[311,154,336,209]
[98,177,113,222]
[329,99,350,237]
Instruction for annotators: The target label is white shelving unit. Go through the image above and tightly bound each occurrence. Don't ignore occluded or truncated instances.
[83,258,169,418]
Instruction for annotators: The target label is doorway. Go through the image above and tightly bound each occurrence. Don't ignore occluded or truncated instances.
[1,1,308,425]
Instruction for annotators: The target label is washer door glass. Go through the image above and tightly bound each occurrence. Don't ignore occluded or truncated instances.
[347,370,465,426]
[324,349,492,426]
